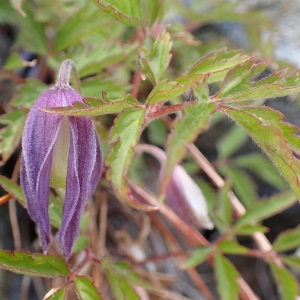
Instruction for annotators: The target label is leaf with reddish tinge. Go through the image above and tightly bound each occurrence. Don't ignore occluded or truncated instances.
[42,95,141,117]
[146,74,205,105]
[139,31,172,84]
[106,108,158,211]
[220,105,300,201]
[0,250,69,277]
[187,48,252,83]
[94,0,143,27]
[160,83,215,194]
[211,60,300,103]
[74,276,105,300]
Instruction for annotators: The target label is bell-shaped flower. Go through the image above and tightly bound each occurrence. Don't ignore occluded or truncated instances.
[166,164,213,229]
[135,144,213,230]
[21,60,102,259]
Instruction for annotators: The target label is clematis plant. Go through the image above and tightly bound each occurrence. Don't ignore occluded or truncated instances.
[21,60,102,259]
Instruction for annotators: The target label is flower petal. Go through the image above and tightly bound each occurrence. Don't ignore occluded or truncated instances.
[89,130,102,196]
[21,91,63,251]
[58,116,99,258]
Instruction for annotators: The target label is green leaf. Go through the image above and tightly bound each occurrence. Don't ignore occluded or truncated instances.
[214,254,239,300]
[235,192,296,229]
[102,260,155,290]
[139,31,172,84]
[269,262,298,300]
[0,175,26,206]
[75,42,138,78]
[220,105,300,200]
[182,246,213,269]
[0,111,26,165]
[146,74,205,105]
[234,224,269,236]
[0,250,69,277]
[273,226,300,252]
[81,78,131,100]
[11,78,47,109]
[282,256,300,271]
[0,176,63,229]
[106,271,139,300]
[106,108,157,211]
[46,288,66,300]
[161,83,215,193]
[234,153,287,190]
[215,178,232,230]
[147,118,168,147]
[218,241,249,255]
[42,95,141,117]
[73,237,89,253]
[74,276,105,300]
[187,48,251,84]
[0,0,16,24]
[48,196,63,228]
[144,0,161,26]
[212,61,300,103]
[217,125,248,159]
[3,52,25,71]
[219,166,257,207]
[54,6,101,53]
[94,0,143,27]
[18,5,47,55]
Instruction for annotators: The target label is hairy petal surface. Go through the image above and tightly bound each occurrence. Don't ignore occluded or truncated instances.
[58,116,100,258]
[21,86,84,253]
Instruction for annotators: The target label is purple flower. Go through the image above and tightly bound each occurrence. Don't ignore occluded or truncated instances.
[21,60,102,259]
[166,165,213,229]
[135,144,213,230]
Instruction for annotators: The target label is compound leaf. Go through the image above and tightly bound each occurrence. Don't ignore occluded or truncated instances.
[220,105,300,200]
[211,61,300,103]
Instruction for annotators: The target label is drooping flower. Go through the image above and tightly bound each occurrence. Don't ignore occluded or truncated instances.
[21,60,102,259]
[135,144,213,230]
[166,164,213,229]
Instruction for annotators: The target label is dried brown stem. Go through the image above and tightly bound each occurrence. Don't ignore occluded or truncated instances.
[130,180,259,300]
